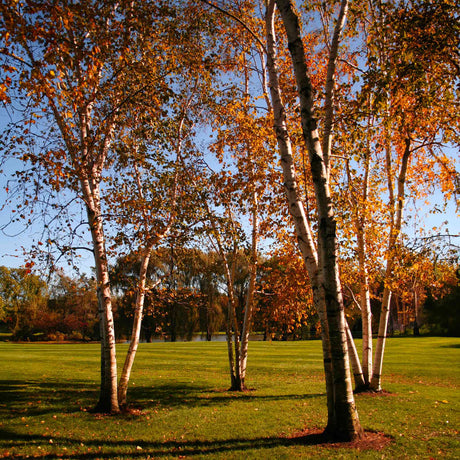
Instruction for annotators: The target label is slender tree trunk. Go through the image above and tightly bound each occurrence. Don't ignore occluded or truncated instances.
[117,156,178,407]
[360,117,373,387]
[225,305,237,389]
[118,247,152,408]
[358,231,373,386]
[239,224,257,386]
[371,286,392,390]
[225,277,241,391]
[239,155,259,386]
[228,248,243,390]
[274,0,362,440]
[83,180,119,414]
[96,287,106,406]
[213,226,243,391]
[349,218,373,389]
[265,0,336,431]
[371,137,411,391]
[346,156,372,389]
[345,321,366,390]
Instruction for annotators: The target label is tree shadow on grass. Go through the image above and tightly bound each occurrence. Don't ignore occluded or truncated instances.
[128,383,325,410]
[0,380,97,416]
[0,427,330,459]
[0,384,389,458]
[0,379,324,417]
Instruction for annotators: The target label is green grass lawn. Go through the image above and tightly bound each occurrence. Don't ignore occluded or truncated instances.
[0,337,458,459]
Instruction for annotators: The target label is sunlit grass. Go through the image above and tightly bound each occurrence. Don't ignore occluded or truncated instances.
[0,337,458,458]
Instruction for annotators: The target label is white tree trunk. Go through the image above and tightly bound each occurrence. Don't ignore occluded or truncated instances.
[118,247,152,408]
[274,0,362,440]
[265,0,335,432]
[239,189,258,384]
[83,178,119,414]
[371,286,392,391]
[371,138,411,391]
[345,320,366,389]
[346,155,373,388]
[357,230,373,386]
[209,213,243,390]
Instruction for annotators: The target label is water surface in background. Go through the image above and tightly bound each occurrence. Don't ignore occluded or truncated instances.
[138,333,265,343]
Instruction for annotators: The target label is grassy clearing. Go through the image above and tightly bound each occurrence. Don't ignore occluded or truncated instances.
[0,337,458,459]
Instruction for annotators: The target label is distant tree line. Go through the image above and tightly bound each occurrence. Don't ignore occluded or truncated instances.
[1,245,458,342]
[0,266,99,341]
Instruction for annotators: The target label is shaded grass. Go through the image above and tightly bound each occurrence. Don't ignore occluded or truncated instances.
[0,337,459,458]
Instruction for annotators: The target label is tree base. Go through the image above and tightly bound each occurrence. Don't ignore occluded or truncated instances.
[354,384,382,394]
[323,424,364,442]
[93,398,120,415]
[290,427,392,450]
[228,383,247,392]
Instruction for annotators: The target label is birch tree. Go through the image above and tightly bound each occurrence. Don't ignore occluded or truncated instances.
[1,0,179,413]
[264,0,362,440]
[107,80,205,406]
[0,0,142,413]
[193,1,279,390]
[198,166,260,391]
[332,0,459,391]
[369,2,458,390]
